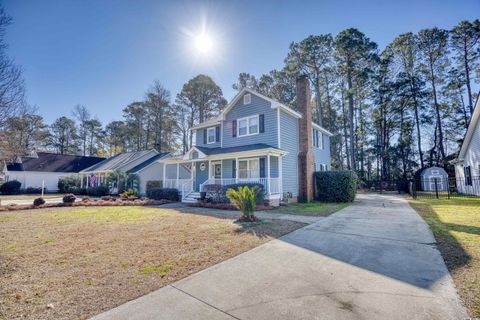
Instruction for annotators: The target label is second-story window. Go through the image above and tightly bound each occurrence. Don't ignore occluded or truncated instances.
[207,127,216,144]
[238,115,259,137]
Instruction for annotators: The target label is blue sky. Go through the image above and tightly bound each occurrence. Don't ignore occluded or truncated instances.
[4,0,480,124]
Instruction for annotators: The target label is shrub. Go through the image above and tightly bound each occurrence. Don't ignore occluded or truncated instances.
[120,189,138,198]
[24,187,43,194]
[203,184,228,203]
[70,187,87,195]
[101,195,115,201]
[0,180,21,195]
[33,197,45,206]
[315,171,358,202]
[58,176,79,193]
[62,193,76,204]
[146,180,163,192]
[226,186,257,219]
[147,188,179,201]
[86,186,109,197]
[223,183,265,204]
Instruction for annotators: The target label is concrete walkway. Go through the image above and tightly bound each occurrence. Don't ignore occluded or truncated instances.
[92,194,467,320]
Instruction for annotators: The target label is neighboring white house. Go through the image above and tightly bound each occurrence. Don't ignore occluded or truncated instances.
[453,93,480,195]
[2,152,105,192]
[79,149,169,195]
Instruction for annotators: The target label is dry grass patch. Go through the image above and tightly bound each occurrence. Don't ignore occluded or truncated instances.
[409,198,480,317]
[274,201,349,216]
[0,206,304,320]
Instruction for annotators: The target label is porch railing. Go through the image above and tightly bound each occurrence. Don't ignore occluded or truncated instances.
[180,179,194,201]
[199,177,281,194]
[163,179,192,190]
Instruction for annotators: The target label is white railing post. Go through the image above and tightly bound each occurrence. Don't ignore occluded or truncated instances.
[267,154,271,196]
[279,156,283,198]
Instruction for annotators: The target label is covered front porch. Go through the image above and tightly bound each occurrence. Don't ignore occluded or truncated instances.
[160,146,286,202]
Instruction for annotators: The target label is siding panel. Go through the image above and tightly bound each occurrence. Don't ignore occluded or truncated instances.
[223,93,278,148]
[280,110,299,197]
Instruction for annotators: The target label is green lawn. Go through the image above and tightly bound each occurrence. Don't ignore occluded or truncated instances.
[0,193,64,201]
[274,201,349,216]
[409,197,480,317]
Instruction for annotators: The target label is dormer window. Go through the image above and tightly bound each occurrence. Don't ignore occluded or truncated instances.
[243,93,251,105]
[207,127,216,144]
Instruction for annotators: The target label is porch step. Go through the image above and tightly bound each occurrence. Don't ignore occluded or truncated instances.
[182,192,200,203]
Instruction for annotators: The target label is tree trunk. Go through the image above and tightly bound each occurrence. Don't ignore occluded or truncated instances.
[429,61,446,162]
[464,40,473,114]
[347,67,356,171]
[340,82,351,170]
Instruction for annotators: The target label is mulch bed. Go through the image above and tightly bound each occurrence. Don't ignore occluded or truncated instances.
[188,202,273,211]
[0,198,172,212]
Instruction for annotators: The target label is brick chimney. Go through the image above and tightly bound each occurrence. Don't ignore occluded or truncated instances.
[297,75,314,202]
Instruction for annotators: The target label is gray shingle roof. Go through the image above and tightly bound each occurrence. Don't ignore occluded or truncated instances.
[81,149,158,172]
[6,153,105,173]
[127,153,169,173]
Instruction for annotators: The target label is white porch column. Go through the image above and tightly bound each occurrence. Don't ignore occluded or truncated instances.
[279,156,283,198]
[267,154,271,195]
[208,160,211,179]
[162,163,166,184]
[176,163,180,189]
[235,157,239,183]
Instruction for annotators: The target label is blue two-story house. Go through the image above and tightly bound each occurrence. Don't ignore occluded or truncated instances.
[159,80,332,205]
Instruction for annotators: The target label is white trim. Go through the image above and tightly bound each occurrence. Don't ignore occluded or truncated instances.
[206,127,216,144]
[267,154,271,195]
[272,104,302,119]
[277,108,281,148]
[220,122,223,148]
[210,161,222,179]
[190,118,221,130]
[237,114,259,137]
[162,148,288,164]
[312,122,334,137]
[458,94,480,161]
[182,146,207,160]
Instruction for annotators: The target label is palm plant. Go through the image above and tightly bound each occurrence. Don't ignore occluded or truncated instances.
[226,186,257,221]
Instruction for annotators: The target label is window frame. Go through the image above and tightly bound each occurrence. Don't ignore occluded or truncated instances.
[206,127,216,144]
[237,115,260,137]
[237,158,260,179]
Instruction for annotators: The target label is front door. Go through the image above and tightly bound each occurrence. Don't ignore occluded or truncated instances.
[210,162,222,184]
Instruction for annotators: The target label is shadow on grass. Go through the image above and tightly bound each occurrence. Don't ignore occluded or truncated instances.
[409,200,472,274]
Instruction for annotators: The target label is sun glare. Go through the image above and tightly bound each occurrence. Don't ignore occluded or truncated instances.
[195,33,213,54]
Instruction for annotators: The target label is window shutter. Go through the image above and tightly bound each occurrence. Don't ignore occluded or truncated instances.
[232,160,236,178]
[260,158,265,178]
[321,132,324,149]
[232,120,237,137]
[259,114,265,133]
[215,127,220,142]
[203,129,207,144]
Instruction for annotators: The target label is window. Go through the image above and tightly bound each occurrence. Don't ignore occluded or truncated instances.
[238,159,259,178]
[207,127,216,144]
[465,166,472,186]
[237,115,259,137]
[320,132,324,149]
[431,170,439,175]
[243,93,251,104]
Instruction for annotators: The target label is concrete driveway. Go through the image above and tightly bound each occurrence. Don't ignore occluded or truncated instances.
[91,193,467,320]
